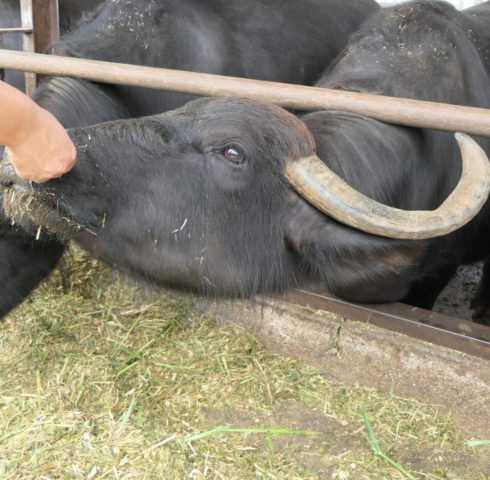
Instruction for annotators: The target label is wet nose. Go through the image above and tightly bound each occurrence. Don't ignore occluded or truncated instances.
[0,151,29,189]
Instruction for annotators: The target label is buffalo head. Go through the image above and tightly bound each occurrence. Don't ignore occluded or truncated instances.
[1,97,488,297]
[1,98,318,295]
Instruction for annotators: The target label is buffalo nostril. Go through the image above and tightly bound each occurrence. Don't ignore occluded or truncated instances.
[0,166,15,188]
[0,155,28,190]
[0,179,14,189]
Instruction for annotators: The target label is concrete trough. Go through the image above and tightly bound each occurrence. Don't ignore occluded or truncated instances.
[192,291,490,439]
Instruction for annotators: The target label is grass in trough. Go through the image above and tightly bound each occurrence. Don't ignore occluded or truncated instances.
[0,248,488,479]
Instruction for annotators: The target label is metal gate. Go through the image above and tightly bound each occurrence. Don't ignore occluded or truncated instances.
[0,0,59,94]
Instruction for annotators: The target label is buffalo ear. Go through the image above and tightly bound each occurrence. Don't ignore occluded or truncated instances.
[283,193,425,304]
[283,194,335,254]
[284,191,426,303]
[283,192,421,256]
[283,194,363,256]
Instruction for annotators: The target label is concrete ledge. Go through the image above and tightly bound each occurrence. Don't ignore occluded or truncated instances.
[193,296,490,438]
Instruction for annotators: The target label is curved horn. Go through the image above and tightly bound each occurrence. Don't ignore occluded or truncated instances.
[284,132,490,240]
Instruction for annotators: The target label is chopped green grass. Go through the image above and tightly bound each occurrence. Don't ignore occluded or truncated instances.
[184,426,318,443]
[0,247,488,479]
[364,413,417,480]
[467,440,490,448]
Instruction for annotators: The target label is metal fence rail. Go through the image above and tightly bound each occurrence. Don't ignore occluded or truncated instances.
[1,48,490,137]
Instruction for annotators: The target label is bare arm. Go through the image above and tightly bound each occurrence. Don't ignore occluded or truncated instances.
[0,80,76,183]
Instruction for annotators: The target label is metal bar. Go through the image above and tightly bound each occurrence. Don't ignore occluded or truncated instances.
[32,0,59,54]
[0,35,3,82]
[1,49,490,136]
[19,0,36,95]
[0,27,33,34]
[274,290,490,361]
[368,301,490,341]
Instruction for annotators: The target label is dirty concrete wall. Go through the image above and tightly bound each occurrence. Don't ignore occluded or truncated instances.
[378,0,485,7]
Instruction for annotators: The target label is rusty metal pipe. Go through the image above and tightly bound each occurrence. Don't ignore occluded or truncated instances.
[1,48,490,137]
[32,0,59,55]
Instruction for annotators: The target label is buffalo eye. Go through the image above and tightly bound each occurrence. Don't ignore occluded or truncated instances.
[223,146,243,164]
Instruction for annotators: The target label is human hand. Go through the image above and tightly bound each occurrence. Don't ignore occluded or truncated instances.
[5,106,76,184]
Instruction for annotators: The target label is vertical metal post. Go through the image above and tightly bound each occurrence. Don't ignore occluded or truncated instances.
[32,0,60,55]
[19,0,36,95]
[0,0,60,95]
[0,35,4,81]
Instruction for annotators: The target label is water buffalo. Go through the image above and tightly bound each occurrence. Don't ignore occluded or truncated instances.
[3,1,490,322]
[0,0,379,317]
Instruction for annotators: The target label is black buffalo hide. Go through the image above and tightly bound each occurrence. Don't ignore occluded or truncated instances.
[0,0,378,317]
